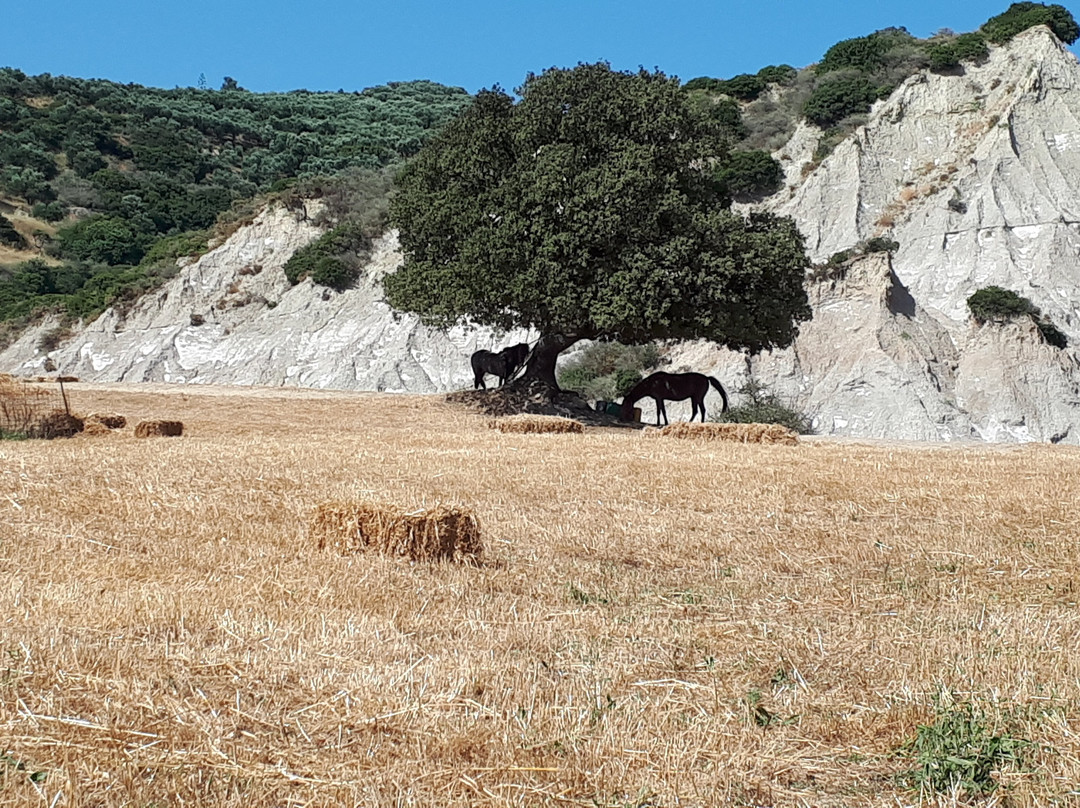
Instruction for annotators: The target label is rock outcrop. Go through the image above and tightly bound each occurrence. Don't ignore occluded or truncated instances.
[674,25,1080,443]
[0,204,528,391]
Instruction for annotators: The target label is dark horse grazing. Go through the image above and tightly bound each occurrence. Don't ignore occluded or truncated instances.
[471,343,530,389]
[620,372,729,425]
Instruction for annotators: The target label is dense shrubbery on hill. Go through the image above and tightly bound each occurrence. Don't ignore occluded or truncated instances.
[689,3,1078,150]
[982,2,1079,44]
[0,70,469,328]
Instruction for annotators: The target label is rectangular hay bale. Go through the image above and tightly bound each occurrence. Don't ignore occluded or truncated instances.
[135,419,184,438]
[489,414,584,434]
[86,412,127,430]
[310,501,483,563]
[653,422,799,445]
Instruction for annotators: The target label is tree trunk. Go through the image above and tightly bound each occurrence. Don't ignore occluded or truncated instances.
[521,333,582,389]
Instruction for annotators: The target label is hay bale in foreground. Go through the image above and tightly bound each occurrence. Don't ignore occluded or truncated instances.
[86,412,127,430]
[651,422,799,445]
[310,502,483,563]
[134,420,184,438]
[489,414,585,434]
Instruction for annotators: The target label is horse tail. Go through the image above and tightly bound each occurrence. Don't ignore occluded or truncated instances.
[708,376,729,413]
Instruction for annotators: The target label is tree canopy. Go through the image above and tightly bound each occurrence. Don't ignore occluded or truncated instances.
[385,63,812,385]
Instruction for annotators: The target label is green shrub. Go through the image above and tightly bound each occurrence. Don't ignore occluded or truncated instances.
[0,214,25,249]
[967,286,1038,322]
[817,29,916,76]
[137,229,210,268]
[556,341,660,401]
[283,221,371,290]
[714,150,784,200]
[683,77,725,92]
[982,2,1079,44]
[818,34,892,74]
[31,201,65,222]
[901,696,1027,798]
[756,64,797,85]
[928,33,989,72]
[684,73,765,106]
[802,75,882,128]
[862,236,899,254]
[714,379,813,434]
[967,285,1068,348]
[953,32,991,62]
[53,216,148,265]
[720,73,766,101]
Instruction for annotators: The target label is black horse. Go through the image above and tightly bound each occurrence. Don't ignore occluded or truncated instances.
[471,343,530,389]
[620,372,729,425]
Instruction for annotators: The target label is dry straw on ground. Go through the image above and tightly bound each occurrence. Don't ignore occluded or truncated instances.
[647,421,799,444]
[134,419,184,438]
[489,413,585,433]
[3,383,1080,807]
[310,501,483,562]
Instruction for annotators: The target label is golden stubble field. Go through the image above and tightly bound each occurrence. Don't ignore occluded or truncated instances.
[2,383,1080,807]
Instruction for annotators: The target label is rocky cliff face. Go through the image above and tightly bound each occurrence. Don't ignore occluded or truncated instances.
[769,26,1080,337]
[667,25,1080,443]
[0,204,528,391]
[3,26,1080,443]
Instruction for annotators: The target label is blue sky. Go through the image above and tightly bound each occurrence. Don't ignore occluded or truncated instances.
[5,1,1076,94]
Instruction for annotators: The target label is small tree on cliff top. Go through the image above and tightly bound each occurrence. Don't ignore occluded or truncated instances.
[385,63,813,386]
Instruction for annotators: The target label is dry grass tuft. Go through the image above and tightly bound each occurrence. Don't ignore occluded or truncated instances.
[85,412,127,430]
[649,421,799,444]
[489,414,584,433]
[310,501,483,562]
[134,419,184,438]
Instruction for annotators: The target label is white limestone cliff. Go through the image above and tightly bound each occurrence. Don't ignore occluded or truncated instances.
[0,203,527,391]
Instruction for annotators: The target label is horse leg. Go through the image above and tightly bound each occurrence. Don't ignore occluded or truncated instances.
[655,398,667,426]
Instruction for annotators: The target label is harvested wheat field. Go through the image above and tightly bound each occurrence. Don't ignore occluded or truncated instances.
[2,382,1080,807]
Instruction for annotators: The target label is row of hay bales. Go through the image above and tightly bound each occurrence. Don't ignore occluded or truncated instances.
[489,413,799,444]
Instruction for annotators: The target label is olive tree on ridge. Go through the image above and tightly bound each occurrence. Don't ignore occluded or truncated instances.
[385,63,813,388]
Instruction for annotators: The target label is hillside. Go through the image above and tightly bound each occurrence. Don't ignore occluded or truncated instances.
[0,72,470,327]
[669,25,1080,443]
[4,11,1080,442]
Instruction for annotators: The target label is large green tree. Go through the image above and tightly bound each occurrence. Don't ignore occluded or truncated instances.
[385,63,812,386]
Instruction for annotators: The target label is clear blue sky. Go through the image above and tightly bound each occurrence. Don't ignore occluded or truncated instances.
[5,1,1077,94]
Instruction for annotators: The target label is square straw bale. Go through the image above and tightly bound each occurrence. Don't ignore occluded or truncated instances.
[488,414,585,434]
[652,422,799,445]
[85,412,127,429]
[80,421,113,437]
[310,501,483,563]
[134,419,184,438]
